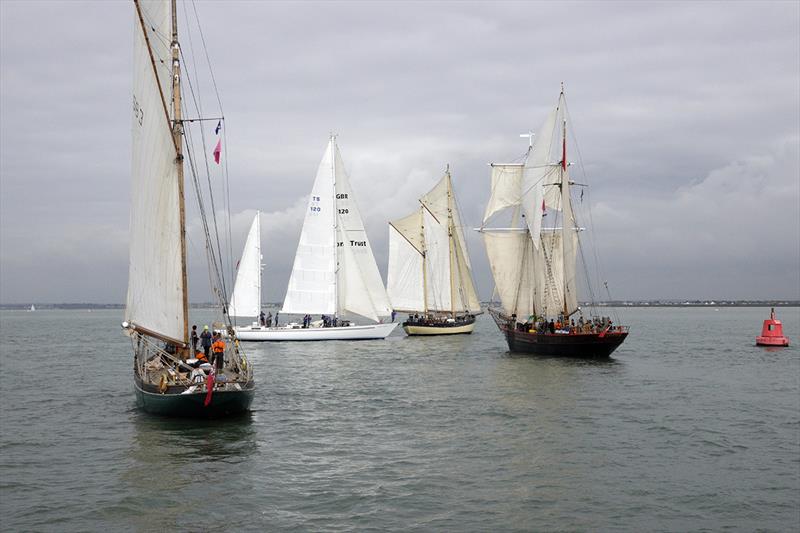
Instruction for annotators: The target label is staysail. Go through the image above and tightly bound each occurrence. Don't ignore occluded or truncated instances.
[125,0,184,342]
[334,144,393,321]
[229,213,262,318]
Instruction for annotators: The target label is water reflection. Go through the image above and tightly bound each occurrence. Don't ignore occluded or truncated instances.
[120,411,258,530]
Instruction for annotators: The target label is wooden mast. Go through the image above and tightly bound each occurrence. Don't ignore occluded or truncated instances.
[171,0,189,356]
[421,204,428,315]
[446,166,457,318]
[559,87,569,320]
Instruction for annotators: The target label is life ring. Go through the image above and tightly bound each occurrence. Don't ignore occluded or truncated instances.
[159,374,168,394]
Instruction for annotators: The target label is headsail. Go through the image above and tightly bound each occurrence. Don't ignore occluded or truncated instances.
[229,213,262,318]
[125,0,184,343]
[333,144,393,321]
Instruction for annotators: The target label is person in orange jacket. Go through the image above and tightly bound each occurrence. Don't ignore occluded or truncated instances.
[211,332,225,371]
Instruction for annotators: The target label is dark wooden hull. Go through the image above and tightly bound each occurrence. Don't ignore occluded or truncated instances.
[490,309,628,359]
[134,375,255,418]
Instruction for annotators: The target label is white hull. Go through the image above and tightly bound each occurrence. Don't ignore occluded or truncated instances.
[235,322,398,341]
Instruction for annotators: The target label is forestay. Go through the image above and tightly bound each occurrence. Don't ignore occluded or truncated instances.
[125,0,184,342]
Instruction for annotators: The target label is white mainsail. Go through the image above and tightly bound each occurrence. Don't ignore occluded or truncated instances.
[387,171,480,314]
[125,0,184,342]
[229,212,262,318]
[482,90,581,319]
[282,137,391,322]
[282,141,337,315]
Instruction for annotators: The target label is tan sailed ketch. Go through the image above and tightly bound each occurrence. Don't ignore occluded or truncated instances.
[478,86,628,358]
[387,168,481,335]
[122,0,254,416]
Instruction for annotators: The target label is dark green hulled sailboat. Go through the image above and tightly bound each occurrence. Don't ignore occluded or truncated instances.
[123,0,254,417]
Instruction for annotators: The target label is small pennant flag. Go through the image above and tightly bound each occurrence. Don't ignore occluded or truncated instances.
[213,139,222,164]
[215,120,221,135]
[541,199,547,217]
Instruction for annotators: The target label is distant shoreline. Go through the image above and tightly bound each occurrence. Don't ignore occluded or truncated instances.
[1,301,798,310]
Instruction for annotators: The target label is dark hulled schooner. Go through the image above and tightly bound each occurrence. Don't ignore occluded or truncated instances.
[479,87,628,358]
[123,0,254,416]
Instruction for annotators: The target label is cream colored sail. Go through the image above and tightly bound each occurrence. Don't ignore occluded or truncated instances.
[560,168,579,315]
[483,164,523,225]
[125,0,184,342]
[387,210,425,312]
[482,91,581,319]
[521,107,559,249]
[281,141,337,315]
[229,213,261,317]
[388,172,480,315]
[482,230,536,319]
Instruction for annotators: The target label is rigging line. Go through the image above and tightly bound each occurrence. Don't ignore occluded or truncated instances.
[190,0,224,115]
[180,80,225,302]
[178,48,229,307]
[186,0,234,297]
[186,136,229,321]
[183,122,225,303]
[222,124,235,300]
[562,96,608,308]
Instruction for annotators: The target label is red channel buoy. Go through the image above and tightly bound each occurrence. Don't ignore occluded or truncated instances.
[756,308,790,347]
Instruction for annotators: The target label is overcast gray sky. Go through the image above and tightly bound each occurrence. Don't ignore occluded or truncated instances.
[1,0,798,304]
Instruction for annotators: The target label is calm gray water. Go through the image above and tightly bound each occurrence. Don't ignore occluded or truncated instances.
[1,307,798,532]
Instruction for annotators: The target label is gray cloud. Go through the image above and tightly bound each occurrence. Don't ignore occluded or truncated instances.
[1,1,798,304]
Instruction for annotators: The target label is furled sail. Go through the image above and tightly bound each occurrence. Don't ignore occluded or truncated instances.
[281,141,337,315]
[333,145,393,321]
[125,0,185,342]
[229,213,261,317]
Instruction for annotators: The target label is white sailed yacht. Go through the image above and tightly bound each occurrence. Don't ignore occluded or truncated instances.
[234,136,397,341]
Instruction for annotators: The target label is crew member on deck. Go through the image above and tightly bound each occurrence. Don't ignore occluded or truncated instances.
[200,325,212,359]
[211,332,225,371]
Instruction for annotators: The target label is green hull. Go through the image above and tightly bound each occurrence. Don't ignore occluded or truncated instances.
[134,378,255,418]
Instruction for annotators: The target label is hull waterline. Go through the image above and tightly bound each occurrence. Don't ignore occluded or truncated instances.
[490,309,628,359]
[134,376,255,418]
[235,322,398,341]
[402,316,476,336]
